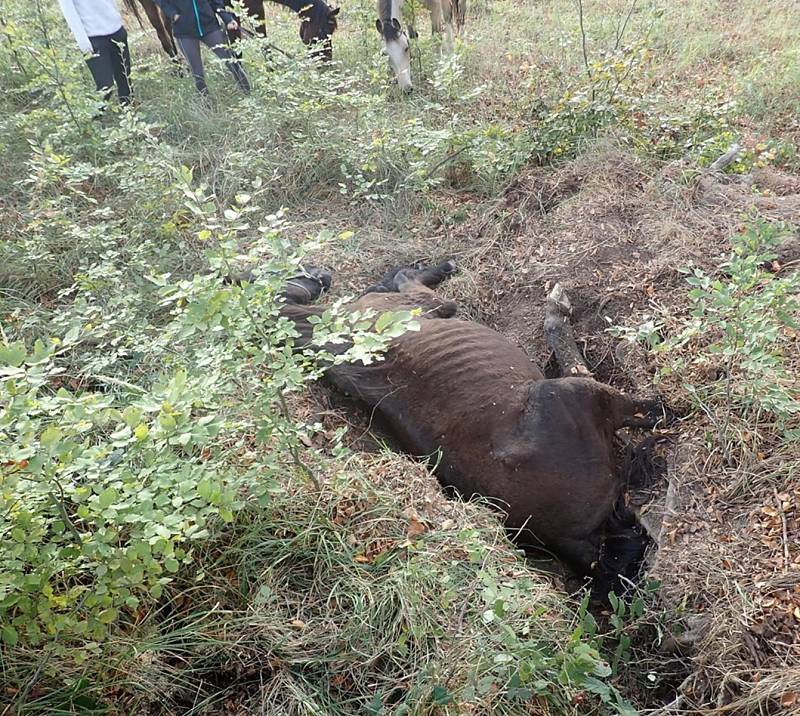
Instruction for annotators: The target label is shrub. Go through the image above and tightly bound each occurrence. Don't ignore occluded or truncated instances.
[612,218,800,450]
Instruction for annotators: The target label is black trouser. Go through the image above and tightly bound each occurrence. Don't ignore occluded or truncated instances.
[175,29,251,95]
[86,27,132,105]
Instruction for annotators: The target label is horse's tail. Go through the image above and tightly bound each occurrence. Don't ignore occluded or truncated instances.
[591,435,667,600]
[122,0,144,27]
[593,499,651,601]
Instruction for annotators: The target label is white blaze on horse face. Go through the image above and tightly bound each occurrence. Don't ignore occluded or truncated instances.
[385,33,412,92]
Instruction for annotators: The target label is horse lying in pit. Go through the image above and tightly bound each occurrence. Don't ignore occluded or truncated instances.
[276,261,666,598]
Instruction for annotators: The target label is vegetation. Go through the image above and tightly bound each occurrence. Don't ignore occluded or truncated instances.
[1,0,798,713]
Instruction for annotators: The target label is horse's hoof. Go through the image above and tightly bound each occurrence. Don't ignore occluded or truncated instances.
[305,267,333,290]
[440,259,457,274]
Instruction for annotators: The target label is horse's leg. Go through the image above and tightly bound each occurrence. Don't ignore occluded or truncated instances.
[613,393,674,430]
[367,260,457,294]
[248,0,268,38]
[393,262,458,317]
[277,269,331,349]
[443,2,455,52]
[424,0,444,34]
[398,259,457,289]
[453,0,465,33]
[138,0,178,58]
[543,284,591,377]
[242,0,270,58]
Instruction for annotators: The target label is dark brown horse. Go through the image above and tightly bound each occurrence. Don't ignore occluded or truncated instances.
[272,261,668,598]
[125,0,340,63]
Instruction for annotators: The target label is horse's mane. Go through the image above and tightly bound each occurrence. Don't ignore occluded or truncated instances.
[120,0,144,27]
[377,0,400,39]
[268,0,337,36]
[377,0,393,23]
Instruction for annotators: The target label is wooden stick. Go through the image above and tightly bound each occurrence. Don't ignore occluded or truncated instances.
[773,488,790,573]
[709,143,741,173]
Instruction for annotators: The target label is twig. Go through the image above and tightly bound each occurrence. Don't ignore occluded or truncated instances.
[89,373,147,393]
[424,145,470,179]
[32,0,83,131]
[238,25,295,59]
[773,488,790,573]
[613,0,639,52]
[277,390,320,490]
[575,0,593,99]
[50,488,82,544]
[0,13,30,79]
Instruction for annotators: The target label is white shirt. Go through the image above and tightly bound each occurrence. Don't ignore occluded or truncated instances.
[57,0,124,53]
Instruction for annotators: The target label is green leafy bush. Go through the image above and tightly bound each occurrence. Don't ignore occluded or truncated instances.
[613,219,800,447]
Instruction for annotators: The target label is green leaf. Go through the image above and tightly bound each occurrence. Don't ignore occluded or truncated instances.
[219,507,234,523]
[164,558,179,573]
[374,312,394,333]
[1,626,18,647]
[40,425,62,448]
[197,479,212,500]
[431,685,454,705]
[97,608,117,624]
[0,343,27,368]
[98,487,118,509]
[123,407,143,428]
[134,423,149,441]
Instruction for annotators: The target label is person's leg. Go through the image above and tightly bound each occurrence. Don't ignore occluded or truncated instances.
[174,35,209,94]
[108,27,132,105]
[201,28,251,93]
[86,34,115,104]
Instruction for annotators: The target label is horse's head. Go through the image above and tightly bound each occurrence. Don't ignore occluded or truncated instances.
[375,17,412,93]
[300,1,339,63]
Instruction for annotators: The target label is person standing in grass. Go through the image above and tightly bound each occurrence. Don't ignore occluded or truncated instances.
[58,0,133,107]
[154,0,251,95]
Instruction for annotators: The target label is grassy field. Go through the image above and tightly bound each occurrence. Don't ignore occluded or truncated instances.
[1,0,799,713]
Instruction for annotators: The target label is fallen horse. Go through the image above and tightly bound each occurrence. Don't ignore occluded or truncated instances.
[276,260,668,597]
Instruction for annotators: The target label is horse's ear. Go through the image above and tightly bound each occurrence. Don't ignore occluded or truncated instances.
[390,17,401,31]
[330,6,340,15]
[375,18,383,33]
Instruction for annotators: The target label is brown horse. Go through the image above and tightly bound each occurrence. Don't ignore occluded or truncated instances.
[125,0,340,63]
[272,261,668,598]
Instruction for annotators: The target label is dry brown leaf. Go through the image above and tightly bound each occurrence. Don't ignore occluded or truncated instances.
[407,517,427,540]
[290,619,306,630]
[780,692,799,707]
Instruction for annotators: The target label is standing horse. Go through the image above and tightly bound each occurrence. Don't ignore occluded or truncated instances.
[126,0,340,63]
[375,0,464,92]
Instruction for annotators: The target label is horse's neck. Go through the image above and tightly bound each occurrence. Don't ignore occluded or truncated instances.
[378,0,402,22]
[268,0,313,15]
